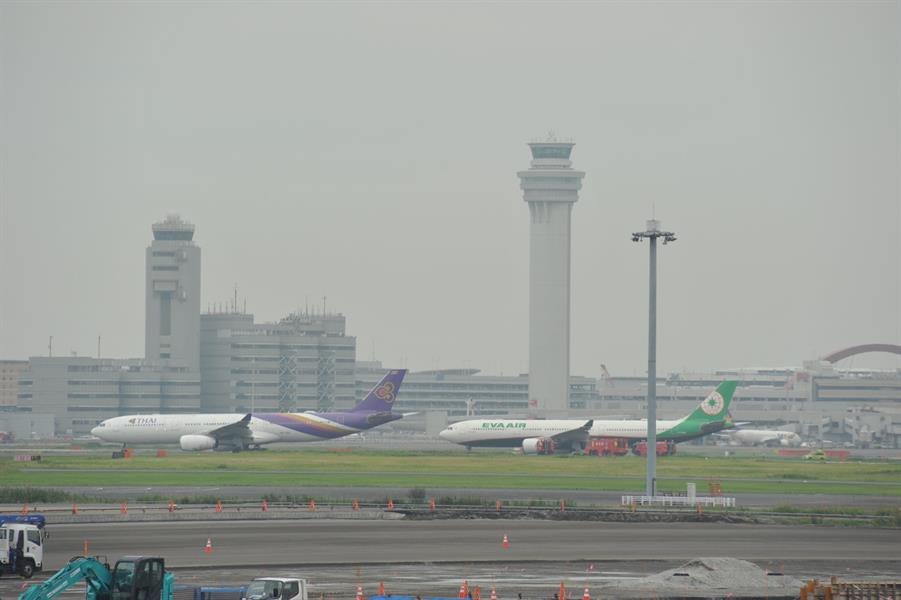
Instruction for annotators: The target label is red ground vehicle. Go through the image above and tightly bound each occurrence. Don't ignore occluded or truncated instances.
[632,440,677,456]
[585,437,630,456]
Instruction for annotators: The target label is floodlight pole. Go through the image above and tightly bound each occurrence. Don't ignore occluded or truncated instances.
[632,220,676,499]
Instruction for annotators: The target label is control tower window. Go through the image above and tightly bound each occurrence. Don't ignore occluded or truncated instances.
[160,292,172,336]
[531,146,572,159]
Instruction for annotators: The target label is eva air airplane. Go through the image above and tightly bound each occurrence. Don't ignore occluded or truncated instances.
[439,380,737,453]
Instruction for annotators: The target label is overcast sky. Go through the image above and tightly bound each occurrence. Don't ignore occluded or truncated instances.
[1,1,899,378]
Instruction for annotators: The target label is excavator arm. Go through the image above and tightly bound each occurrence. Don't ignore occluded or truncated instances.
[19,557,112,600]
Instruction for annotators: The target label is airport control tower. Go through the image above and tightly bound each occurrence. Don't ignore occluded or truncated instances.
[145,215,201,371]
[517,139,585,411]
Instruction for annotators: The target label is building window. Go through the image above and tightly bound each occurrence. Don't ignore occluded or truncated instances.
[160,292,172,336]
[152,265,179,271]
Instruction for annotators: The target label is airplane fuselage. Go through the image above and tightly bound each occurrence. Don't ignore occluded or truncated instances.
[92,411,399,445]
[441,417,702,447]
[440,419,592,448]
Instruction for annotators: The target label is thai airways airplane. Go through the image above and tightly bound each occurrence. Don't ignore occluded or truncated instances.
[91,369,407,452]
[439,380,737,453]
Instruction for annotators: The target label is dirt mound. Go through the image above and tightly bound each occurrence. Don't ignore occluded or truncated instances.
[600,557,804,598]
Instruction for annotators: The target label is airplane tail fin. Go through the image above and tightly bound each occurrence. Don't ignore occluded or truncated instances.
[352,369,407,412]
[685,380,738,422]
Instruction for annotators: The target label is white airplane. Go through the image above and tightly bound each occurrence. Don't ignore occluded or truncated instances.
[715,428,802,447]
[91,370,406,452]
[439,381,737,453]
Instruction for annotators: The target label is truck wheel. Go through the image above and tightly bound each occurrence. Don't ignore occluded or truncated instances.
[21,560,35,579]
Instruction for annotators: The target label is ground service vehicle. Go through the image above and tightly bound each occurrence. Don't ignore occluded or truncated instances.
[632,440,677,456]
[18,555,173,600]
[242,578,308,600]
[1,522,45,578]
[585,437,630,456]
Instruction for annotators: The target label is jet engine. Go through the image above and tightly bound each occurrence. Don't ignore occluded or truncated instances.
[179,434,217,451]
[780,435,801,447]
[522,437,556,455]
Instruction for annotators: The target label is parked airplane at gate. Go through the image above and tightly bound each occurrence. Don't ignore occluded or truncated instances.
[439,380,737,453]
[715,428,802,447]
[91,370,407,452]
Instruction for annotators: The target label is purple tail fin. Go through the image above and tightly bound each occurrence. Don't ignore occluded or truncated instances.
[352,369,407,412]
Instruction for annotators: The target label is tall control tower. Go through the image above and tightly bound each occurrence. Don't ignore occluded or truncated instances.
[146,215,201,370]
[517,139,585,411]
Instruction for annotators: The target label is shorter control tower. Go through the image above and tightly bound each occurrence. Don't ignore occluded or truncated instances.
[145,215,201,370]
[518,139,585,411]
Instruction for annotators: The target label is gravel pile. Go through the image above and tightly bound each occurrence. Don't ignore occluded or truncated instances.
[599,557,804,598]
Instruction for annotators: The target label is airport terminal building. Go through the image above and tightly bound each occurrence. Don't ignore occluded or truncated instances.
[200,310,356,414]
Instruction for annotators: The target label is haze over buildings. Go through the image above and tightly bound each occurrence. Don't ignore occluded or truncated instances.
[1,2,899,380]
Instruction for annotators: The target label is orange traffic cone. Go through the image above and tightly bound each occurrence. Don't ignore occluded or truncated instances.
[169,499,175,513]
[378,582,385,596]
[203,538,213,554]
[387,498,394,510]
[261,499,269,512]
[356,585,363,600]
[502,534,510,549]
[309,499,316,512]
[353,498,359,511]
[582,588,590,600]
[121,501,128,514]
[72,503,79,515]
[216,500,223,513]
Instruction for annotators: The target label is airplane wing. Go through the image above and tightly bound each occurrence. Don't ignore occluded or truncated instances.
[208,413,253,444]
[550,420,593,444]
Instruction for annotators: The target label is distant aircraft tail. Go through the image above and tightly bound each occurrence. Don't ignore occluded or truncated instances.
[351,369,407,412]
[685,380,737,423]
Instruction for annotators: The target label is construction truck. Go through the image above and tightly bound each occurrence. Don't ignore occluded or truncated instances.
[1,521,45,578]
[0,515,47,529]
[17,555,173,600]
[242,578,308,600]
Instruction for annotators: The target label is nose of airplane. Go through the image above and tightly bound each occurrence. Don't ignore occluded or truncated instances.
[438,429,451,441]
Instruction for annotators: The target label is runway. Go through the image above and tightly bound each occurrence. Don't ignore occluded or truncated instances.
[41,519,899,570]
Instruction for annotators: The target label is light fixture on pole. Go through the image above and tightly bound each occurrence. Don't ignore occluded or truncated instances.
[631,219,676,498]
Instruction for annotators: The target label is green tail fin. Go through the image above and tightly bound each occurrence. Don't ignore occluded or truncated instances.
[686,380,737,422]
